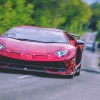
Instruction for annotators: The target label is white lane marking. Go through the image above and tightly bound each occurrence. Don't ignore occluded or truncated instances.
[18,75,31,79]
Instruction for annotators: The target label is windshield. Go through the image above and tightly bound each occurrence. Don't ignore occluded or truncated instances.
[2,27,68,43]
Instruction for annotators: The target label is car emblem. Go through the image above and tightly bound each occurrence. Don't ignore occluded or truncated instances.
[26,54,30,56]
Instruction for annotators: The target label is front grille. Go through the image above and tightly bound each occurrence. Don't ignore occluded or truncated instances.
[0,56,66,71]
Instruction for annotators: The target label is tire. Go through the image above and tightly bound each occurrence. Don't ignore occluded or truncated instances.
[76,47,82,65]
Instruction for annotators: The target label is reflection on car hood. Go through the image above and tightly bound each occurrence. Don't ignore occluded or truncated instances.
[0,38,74,54]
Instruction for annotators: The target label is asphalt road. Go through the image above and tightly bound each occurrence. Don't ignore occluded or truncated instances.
[0,49,100,100]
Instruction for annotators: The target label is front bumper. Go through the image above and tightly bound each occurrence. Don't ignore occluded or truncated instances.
[0,55,75,75]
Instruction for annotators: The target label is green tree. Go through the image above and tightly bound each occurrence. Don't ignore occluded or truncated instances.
[0,0,92,35]
[31,0,92,34]
[0,0,34,33]
[89,3,100,41]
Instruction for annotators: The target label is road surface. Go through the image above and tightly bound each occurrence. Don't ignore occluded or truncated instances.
[0,50,100,100]
[0,32,100,100]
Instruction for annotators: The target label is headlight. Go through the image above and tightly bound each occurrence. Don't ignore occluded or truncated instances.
[0,44,5,50]
[55,50,67,57]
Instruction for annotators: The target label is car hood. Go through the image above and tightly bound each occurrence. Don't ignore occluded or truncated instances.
[0,38,73,54]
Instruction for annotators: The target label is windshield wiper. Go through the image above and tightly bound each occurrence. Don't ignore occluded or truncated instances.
[11,38,45,43]
[45,42,66,44]
[11,38,67,43]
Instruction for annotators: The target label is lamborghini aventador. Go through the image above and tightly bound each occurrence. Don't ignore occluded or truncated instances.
[0,26,84,78]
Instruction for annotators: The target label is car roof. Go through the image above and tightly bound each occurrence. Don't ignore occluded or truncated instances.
[15,26,64,33]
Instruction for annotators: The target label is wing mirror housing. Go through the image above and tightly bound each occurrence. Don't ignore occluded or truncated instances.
[76,40,84,45]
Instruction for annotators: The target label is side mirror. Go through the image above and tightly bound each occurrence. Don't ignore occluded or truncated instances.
[76,40,84,45]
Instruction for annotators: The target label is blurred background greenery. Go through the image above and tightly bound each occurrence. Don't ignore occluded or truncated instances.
[0,0,100,41]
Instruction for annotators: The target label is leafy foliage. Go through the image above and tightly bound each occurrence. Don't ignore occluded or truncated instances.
[0,0,34,33]
[0,0,92,35]
[89,3,100,41]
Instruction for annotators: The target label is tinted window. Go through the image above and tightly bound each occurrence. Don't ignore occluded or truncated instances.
[2,27,68,43]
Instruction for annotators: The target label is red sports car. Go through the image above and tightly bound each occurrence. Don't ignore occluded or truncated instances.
[0,26,84,78]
